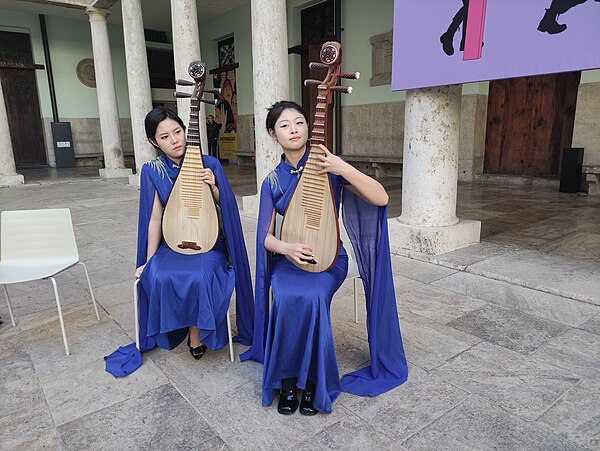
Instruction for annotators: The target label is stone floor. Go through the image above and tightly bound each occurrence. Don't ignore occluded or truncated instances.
[0,166,599,450]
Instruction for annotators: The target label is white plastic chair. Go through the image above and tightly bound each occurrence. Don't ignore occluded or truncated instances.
[273,214,361,323]
[0,208,100,356]
[133,277,235,362]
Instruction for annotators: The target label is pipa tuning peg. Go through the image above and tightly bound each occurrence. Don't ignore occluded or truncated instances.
[304,79,321,87]
[205,88,222,95]
[309,62,329,70]
[200,98,219,106]
[176,79,194,86]
[339,71,360,80]
[331,85,353,94]
[173,91,192,98]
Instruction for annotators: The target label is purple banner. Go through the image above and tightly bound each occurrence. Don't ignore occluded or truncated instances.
[392,0,600,91]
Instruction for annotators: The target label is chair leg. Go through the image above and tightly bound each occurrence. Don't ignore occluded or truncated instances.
[134,279,140,351]
[50,277,70,356]
[353,278,359,324]
[2,284,16,327]
[226,305,234,363]
[78,262,100,321]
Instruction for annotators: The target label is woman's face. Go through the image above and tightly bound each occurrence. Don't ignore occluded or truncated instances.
[151,118,186,162]
[270,108,308,153]
[223,83,233,101]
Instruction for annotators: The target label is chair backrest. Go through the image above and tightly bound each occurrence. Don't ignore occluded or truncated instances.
[1,208,79,266]
[274,213,360,279]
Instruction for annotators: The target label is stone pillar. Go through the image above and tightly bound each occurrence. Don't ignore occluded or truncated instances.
[121,0,156,187]
[388,86,480,255]
[0,82,24,186]
[86,7,132,179]
[243,0,289,215]
[171,0,208,154]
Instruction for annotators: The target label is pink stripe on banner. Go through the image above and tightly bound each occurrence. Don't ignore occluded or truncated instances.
[463,0,487,61]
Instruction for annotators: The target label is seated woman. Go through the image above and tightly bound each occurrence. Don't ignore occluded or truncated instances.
[105,107,253,376]
[241,101,408,415]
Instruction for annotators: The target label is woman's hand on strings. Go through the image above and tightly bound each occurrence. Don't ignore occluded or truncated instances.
[283,242,315,266]
[316,144,351,177]
[199,168,216,189]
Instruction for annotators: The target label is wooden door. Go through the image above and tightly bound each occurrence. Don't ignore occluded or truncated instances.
[0,31,47,167]
[484,72,580,176]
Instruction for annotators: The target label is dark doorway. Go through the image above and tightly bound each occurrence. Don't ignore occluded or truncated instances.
[0,31,47,168]
[289,0,335,148]
[484,72,580,177]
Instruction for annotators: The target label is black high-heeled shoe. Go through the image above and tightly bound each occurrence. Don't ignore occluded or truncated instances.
[277,388,299,415]
[187,336,207,360]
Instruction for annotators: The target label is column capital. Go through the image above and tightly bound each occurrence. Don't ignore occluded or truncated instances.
[86,7,111,20]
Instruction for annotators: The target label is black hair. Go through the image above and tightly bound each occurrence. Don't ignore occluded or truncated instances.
[265,101,309,132]
[144,106,185,148]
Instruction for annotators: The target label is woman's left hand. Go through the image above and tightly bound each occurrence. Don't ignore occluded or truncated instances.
[316,144,351,177]
[199,168,216,189]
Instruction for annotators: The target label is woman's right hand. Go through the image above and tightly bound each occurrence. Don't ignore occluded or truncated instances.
[282,242,315,266]
[135,265,145,278]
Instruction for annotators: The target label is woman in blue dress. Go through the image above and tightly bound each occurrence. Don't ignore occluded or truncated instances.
[241,101,408,415]
[105,107,253,376]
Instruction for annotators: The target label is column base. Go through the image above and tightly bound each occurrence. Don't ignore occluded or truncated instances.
[128,173,140,188]
[0,174,24,187]
[242,194,259,218]
[99,168,133,179]
[388,218,481,256]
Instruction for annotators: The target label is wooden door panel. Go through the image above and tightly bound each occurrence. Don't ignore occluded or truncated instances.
[484,72,580,177]
[0,68,47,167]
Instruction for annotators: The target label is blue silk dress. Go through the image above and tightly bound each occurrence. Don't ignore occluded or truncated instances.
[105,154,254,376]
[241,150,408,413]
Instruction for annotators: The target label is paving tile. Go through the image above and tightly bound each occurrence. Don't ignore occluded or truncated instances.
[58,384,218,450]
[537,378,600,450]
[433,342,580,421]
[152,342,261,404]
[580,313,600,336]
[25,318,130,377]
[398,283,487,324]
[391,255,458,283]
[532,328,600,380]
[435,271,600,327]
[296,414,398,450]
[402,395,586,451]
[0,327,25,361]
[338,365,468,443]
[39,357,168,426]
[447,303,568,354]
[197,381,346,450]
[399,311,481,370]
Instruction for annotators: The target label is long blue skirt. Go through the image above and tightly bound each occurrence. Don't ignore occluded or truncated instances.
[140,238,235,351]
[262,251,348,413]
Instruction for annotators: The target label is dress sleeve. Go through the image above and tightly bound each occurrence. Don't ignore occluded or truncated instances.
[136,163,157,269]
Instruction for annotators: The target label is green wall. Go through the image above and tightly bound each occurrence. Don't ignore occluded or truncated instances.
[0,8,131,119]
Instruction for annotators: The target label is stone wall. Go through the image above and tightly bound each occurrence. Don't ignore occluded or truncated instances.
[572,82,600,166]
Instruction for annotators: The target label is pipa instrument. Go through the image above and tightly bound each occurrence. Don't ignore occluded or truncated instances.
[280,42,359,272]
[162,60,221,255]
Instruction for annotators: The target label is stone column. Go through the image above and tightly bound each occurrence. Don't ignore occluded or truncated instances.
[171,0,208,154]
[243,0,290,215]
[121,0,156,187]
[86,7,132,179]
[388,85,480,255]
[0,82,24,186]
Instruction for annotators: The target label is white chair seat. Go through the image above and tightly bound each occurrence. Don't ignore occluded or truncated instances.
[1,209,100,355]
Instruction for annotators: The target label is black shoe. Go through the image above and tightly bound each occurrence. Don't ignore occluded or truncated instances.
[277,389,299,415]
[189,344,207,360]
[440,31,455,56]
[299,390,318,416]
[537,9,567,34]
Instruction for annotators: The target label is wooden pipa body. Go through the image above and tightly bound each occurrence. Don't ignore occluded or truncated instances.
[280,42,357,273]
[162,62,219,255]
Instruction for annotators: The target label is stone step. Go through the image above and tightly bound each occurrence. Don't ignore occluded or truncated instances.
[393,243,600,328]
